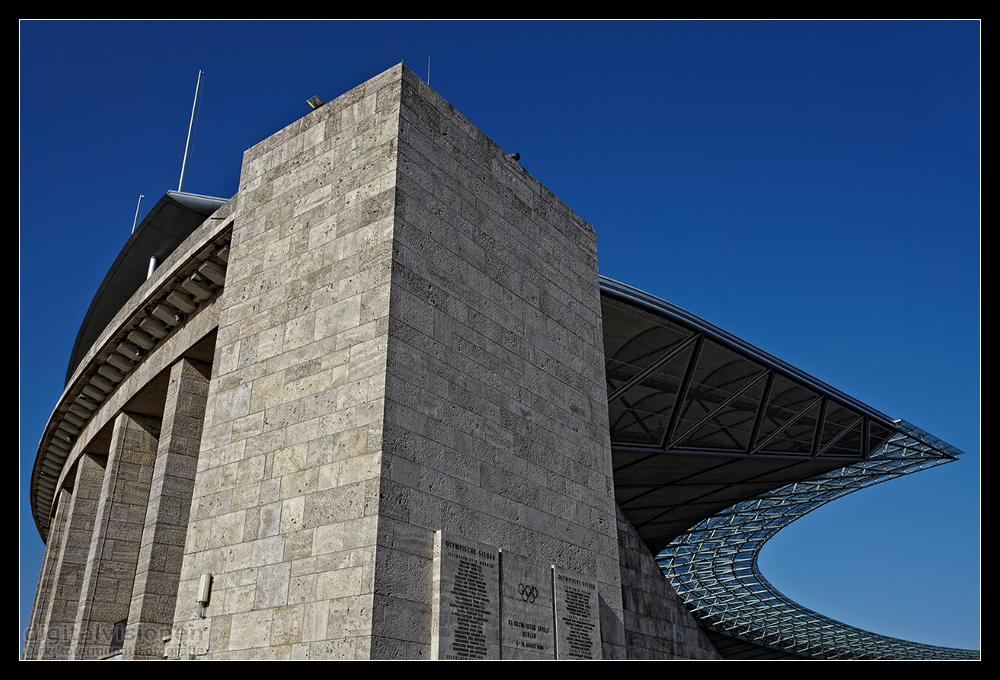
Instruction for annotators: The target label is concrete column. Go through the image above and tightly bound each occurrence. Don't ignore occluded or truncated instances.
[22,489,66,658]
[32,454,106,659]
[22,488,70,659]
[71,412,159,659]
[122,358,210,659]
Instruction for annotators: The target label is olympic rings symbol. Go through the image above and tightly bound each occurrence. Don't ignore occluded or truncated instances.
[518,583,538,603]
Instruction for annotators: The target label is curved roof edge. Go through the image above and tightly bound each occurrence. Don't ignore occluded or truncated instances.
[597,276,976,659]
[657,421,976,659]
[65,191,230,383]
[598,276,896,430]
[32,201,233,540]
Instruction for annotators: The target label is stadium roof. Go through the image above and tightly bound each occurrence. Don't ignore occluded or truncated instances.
[31,210,976,659]
[599,277,977,660]
[65,191,228,384]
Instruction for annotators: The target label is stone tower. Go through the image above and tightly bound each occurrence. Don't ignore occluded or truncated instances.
[165,63,623,659]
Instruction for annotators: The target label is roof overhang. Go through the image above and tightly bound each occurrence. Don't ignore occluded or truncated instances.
[598,277,975,659]
[65,191,228,383]
[599,276,898,554]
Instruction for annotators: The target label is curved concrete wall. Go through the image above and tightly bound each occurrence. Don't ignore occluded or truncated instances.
[25,198,234,659]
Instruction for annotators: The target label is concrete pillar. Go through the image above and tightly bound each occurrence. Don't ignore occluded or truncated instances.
[22,489,66,658]
[71,412,159,659]
[22,488,69,659]
[122,358,210,659]
[32,454,106,659]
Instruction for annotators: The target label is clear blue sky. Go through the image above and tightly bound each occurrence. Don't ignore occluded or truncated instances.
[19,20,980,653]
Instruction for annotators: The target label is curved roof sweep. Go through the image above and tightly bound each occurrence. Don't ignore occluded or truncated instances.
[30,195,233,540]
[598,276,978,660]
[65,191,229,383]
[600,277,898,554]
[658,422,977,660]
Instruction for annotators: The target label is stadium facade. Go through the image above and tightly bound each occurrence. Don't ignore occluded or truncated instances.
[23,64,978,660]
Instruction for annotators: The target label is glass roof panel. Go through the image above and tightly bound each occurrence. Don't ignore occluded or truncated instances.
[609,393,662,446]
[819,402,866,457]
[755,375,821,454]
[675,373,768,452]
[867,421,895,454]
[608,344,695,446]
[762,399,820,454]
[602,296,695,396]
[656,423,975,660]
[671,339,766,451]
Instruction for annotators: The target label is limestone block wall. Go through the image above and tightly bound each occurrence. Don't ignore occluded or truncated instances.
[71,412,160,659]
[616,505,720,659]
[23,489,68,659]
[30,455,106,659]
[168,64,623,660]
[169,66,403,660]
[122,358,212,659]
[371,67,624,658]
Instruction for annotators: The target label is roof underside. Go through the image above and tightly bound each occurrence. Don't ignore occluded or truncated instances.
[599,278,896,555]
[65,191,228,383]
[598,277,977,660]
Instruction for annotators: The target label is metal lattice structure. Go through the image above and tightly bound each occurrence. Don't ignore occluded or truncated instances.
[597,278,978,660]
[657,422,979,660]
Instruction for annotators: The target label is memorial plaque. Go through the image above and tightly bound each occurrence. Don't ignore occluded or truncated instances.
[432,531,501,659]
[553,566,602,659]
[500,551,555,659]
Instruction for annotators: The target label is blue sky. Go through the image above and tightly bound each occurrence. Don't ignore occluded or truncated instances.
[19,20,980,653]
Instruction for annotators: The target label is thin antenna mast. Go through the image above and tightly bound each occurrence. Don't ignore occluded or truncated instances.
[178,70,204,193]
[131,194,144,234]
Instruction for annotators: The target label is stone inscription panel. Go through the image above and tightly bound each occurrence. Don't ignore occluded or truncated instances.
[432,531,501,660]
[553,567,602,659]
[500,551,555,660]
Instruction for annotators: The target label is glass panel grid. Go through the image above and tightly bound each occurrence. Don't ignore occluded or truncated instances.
[657,422,977,660]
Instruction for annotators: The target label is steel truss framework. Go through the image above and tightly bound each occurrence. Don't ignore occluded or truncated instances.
[657,422,979,660]
[597,278,978,660]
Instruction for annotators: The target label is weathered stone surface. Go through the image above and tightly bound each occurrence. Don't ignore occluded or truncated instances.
[616,505,721,660]
[28,64,719,661]
[72,413,159,659]
[161,63,622,660]
[122,359,211,659]
[372,64,623,659]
